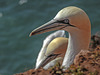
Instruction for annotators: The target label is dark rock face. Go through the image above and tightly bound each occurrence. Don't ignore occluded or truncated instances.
[90,31,100,49]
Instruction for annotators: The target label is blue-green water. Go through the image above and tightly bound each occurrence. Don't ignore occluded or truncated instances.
[0,0,100,75]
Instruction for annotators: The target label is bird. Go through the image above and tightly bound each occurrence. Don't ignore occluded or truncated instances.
[29,6,91,70]
[35,30,68,69]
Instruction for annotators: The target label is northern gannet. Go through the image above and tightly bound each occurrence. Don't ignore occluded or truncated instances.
[35,30,68,69]
[30,6,91,70]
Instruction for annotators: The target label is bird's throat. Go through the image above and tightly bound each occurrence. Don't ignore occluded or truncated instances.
[62,31,90,70]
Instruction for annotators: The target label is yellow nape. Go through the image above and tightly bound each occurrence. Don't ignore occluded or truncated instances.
[45,37,68,56]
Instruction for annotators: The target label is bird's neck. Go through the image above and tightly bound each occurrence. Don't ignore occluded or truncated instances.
[62,30,91,70]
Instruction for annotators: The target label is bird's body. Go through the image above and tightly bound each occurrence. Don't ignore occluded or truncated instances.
[30,6,91,70]
[35,30,68,69]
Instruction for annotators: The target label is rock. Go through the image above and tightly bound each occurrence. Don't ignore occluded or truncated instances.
[15,32,100,75]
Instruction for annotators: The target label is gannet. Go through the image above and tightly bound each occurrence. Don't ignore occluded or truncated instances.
[30,6,91,70]
[35,30,68,69]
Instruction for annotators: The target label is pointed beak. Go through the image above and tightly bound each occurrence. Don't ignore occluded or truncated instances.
[29,19,68,36]
[35,53,60,69]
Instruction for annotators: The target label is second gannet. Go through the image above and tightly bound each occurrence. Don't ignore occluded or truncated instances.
[36,30,68,69]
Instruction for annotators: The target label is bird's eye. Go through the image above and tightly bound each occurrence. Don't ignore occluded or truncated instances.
[63,19,69,24]
[57,19,69,24]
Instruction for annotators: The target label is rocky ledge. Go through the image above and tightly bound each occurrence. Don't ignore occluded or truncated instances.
[15,32,100,75]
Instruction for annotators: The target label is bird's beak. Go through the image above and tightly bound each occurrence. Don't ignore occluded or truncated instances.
[29,19,68,36]
[35,53,60,69]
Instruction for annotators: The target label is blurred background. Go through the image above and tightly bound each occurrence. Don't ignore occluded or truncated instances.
[0,0,100,75]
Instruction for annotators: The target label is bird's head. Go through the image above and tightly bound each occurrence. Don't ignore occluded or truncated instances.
[29,6,91,36]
